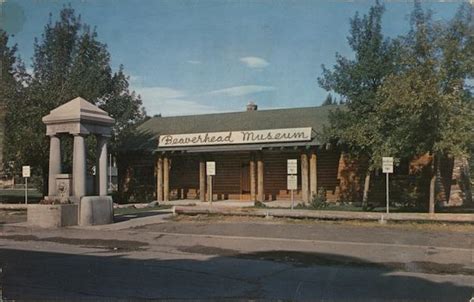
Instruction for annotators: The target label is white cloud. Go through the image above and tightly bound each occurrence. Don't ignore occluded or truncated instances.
[207,85,275,97]
[239,56,269,69]
[137,86,187,100]
[187,60,202,65]
[135,86,220,116]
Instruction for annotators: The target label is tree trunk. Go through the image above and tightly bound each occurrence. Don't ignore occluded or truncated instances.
[429,154,437,214]
[362,171,371,210]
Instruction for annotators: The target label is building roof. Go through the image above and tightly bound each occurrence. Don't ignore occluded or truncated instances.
[132,104,339,153]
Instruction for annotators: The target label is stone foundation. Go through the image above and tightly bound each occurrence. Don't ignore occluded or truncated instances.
[27,204,79,228]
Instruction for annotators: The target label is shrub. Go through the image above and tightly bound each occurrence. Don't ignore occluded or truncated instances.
[310,187,328,209]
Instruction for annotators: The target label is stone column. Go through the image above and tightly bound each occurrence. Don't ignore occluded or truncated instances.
[163,156,170,201]
[250,155,256,201]
[257,153,264,202]
[48,135,61,196]
[199,159,206,202]
[96,135,108,196]
[301,152,309,203]
[310,151,317,199]
[156,156,163,202]
[73,134,87,199]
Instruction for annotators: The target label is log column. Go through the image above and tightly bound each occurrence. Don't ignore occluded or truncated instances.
[310,151,317,199]
[156,156,163,202]
[199,159,206,202]
[250,154,256,202]
[48,135,61,196]
[73,134,87,199]
[257,153,264,202]
[301,152,309,203]
[163,156,170,201]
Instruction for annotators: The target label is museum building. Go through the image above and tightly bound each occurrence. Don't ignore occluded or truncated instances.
[124,103,345,203]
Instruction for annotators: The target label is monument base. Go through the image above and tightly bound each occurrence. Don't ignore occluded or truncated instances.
[79,196,114,226]
[27,204,79,228]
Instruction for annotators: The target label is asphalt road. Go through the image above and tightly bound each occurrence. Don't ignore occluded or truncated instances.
[0,214,473,301]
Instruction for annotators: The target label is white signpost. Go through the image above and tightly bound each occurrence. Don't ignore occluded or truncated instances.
[22,166,30,204]
[287,159,298,210]
[382,157,393,214]
[206,161,216,203]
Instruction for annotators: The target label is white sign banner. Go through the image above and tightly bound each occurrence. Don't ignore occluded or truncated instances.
[382,157,394,173]
[287,175,298,190]
[287,159,298,174]
[158,127,312,148]
[22,166,31,178]
[206,161,216,176]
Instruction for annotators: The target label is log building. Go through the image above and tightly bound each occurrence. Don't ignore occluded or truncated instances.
[122,103,342,203]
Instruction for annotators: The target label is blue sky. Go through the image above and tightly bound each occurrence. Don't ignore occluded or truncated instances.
[1,0,467,116]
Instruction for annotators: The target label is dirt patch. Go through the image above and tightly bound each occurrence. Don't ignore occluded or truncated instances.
[0,234,148,252]
[178,246,474,276]
[178,244,238,257]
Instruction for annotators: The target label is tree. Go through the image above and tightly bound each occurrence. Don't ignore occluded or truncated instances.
[5,6,145,193]
[318,1,397,208]
[322,93,334,106]
[0,29,28,175]
[377,2,474,213]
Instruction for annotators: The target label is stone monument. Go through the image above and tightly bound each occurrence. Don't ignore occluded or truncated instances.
[27,97,115,227]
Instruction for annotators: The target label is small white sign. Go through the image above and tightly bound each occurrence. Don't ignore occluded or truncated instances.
[22,166,31,178]
[382,157,394,173]
[287,175,298,190]
[206,161,216,176]
[287,159,298,175]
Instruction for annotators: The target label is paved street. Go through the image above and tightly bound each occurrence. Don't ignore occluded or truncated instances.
[1,213,473,301]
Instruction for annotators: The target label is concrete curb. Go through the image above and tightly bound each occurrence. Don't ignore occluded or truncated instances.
[173,206,474,223]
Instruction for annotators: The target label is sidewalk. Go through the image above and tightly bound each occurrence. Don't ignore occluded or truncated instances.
[173,205,474,223]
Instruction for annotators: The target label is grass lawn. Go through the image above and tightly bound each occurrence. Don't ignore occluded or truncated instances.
[257,202,474,214]
[0,189,43,204]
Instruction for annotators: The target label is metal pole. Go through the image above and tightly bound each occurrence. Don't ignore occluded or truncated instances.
[386,172,389,214]
[208,175,213,203]
[25,178,28,205]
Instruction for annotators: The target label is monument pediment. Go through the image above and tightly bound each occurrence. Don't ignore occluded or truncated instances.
[42,97,115,136]
[42,97,114,126]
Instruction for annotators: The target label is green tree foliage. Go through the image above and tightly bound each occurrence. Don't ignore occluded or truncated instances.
[4,6,145,193]
[0,30,28,175]
[322,93,334,106]
[318,1,396,206]
[377,2,474,212]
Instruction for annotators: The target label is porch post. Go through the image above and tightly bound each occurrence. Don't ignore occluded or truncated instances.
[199,159,206,202]
[163,156,170,201]
[156,156,163,202]
[301,152,309,203]
[257,153,264,202]
[310,151,317,199]
[250,154,256,201]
